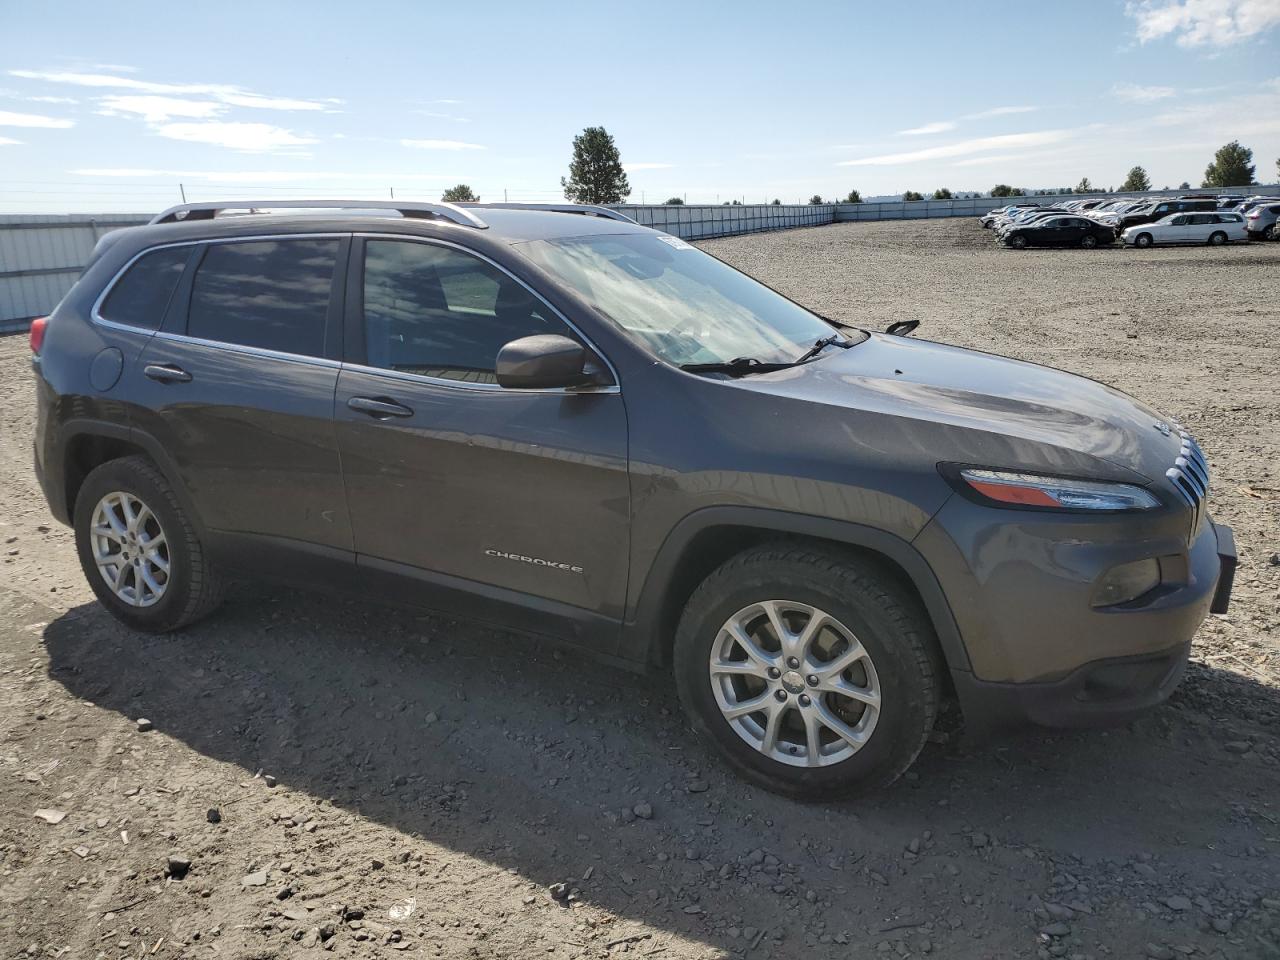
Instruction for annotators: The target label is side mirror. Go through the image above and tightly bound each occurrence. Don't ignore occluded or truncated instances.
[495,334,606,390]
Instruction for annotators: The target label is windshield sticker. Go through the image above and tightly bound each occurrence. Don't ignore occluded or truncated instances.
[656,235,693,250]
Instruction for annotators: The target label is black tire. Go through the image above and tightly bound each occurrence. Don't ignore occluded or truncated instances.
[1208,231,1227,246]
[1007,234,1028,250]
[1135,232,1154,248]
[1266,224,1277,241]
[74,456,223,633]
[1080,234,1098,249]
[673,544,942,800]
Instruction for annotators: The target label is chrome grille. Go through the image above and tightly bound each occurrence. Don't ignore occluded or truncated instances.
[1164,429,1209,532]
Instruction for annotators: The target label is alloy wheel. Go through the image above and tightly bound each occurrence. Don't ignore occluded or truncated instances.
[708,600,881,768]
[90,491,171,607]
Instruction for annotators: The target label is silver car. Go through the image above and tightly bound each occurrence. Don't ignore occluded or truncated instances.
[1244,202,1280,240]
[1122,212,1247,247]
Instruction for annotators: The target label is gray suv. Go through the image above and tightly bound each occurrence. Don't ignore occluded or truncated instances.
[30,200,1236,798]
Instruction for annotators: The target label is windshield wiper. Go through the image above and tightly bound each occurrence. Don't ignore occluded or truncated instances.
[679,357,794,377]
[793,334,848,365]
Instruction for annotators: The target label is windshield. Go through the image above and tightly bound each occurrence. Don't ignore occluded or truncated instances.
[518,233,850,366]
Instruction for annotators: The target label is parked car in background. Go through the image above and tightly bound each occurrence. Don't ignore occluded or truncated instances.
[1235,197,1280,215]
[1004,215,1116,249]
[1121,212,1247,247]
[1113,197,1218,232]
[1216,196,1246,209]
[980,202,1038,228]
[1244,203,1280,238]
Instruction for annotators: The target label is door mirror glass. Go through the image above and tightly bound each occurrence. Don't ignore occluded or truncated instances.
[495,334,601,389]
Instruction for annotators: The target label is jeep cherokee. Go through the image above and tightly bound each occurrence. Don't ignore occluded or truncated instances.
[30,199,1236,798]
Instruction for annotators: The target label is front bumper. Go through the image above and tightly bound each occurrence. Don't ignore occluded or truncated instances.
[942,521,1235,734]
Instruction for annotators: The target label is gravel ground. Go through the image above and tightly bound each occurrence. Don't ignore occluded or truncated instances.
[2,217,1278,960]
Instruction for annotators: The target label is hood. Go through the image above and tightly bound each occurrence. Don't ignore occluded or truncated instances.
[733,333,1183,483]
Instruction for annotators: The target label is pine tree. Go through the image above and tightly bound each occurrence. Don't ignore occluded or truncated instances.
[561,127,631,204]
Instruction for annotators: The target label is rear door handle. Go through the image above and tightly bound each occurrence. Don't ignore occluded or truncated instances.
[144,363,192,383]
[347,396,414,419]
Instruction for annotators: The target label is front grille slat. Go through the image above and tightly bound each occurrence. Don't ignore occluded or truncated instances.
[1165,431,1209,535]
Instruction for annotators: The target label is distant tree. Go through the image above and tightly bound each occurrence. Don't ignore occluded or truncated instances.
[901,190,924,201]
[1010,187,1026,196]
[561,126,631,204]
[441,184,479,202]
[1202,141,1255,187]
[1074,177,1094,194]
[1178,181,1190,190]
[770,198,781,205]
[808,194,825,204]
[845,188,862,203]
[990,184,1016,197]
[663,196,683,205]
[1276,157,1279,179]
[932,187,953,200]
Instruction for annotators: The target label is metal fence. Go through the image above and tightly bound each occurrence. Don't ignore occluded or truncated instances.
[832,184,1279,222]
[613,203,836,240]
[1,186,1276,325]
[0,214,151,329]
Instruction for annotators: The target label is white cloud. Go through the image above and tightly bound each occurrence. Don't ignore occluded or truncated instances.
[28,95,78,104]
[0,109,74,128]
[624,162,675,171]
[401,138,484,150]
[154,122,319,152]
[898,121,957,136]
[837,130,1073,166]
[1126,0,1280,47]
[963,106,1039,119]
[1112,82,1178,102]
[0,136,21,145]
[98,95,225,123]
[8,69,333,111]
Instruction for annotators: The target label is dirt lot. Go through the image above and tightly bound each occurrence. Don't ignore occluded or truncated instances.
[2,218,1278,960]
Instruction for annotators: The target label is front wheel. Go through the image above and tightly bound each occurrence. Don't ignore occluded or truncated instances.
[1208,231,1227,246]
[1007,234,1028,250]
[673,545,942,799]
[1080,234,1098,249]
[1134,232,1154,248]
[74,456,223,633]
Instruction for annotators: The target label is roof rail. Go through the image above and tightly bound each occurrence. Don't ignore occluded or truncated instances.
[457,202,636,224]
[148,199,488,229]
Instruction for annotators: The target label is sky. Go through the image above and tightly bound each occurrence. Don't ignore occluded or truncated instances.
[2,0,1279,212]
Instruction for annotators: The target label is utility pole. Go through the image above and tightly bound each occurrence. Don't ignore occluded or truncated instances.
[504,188,508,202]
[389,187,395,199]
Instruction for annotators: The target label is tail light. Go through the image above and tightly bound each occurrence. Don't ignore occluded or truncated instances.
[29,316,49,355]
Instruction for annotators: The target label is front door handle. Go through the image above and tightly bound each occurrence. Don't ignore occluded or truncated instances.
[144,363,192,383]
[347,396,414,419]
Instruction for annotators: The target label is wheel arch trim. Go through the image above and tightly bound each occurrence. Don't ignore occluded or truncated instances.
[623,506,972,674]
[60,419,208,538]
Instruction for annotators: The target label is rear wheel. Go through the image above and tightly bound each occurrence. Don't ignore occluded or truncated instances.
[1008,234,1028,250]
[1208,231,1227,246]
[1264,224,1277,240]
[74,456,223,633]
[1134,232,1154,248]
[1080,234,1098,249]
[673,545,942,799]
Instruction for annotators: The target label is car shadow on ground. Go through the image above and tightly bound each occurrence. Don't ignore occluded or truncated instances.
[41,583,1280,952]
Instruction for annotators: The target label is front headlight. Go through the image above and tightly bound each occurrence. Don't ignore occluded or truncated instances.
[956,468,1162,511]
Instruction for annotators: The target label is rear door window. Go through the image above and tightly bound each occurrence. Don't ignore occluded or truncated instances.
[186,239,339,357]
[98,246,190,330]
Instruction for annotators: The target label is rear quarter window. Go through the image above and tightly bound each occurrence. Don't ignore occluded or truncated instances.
[97,246,190,330]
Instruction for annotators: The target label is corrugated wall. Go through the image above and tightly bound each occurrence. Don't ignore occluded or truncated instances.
[0,214,150,327]
[1,187,1276,324]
